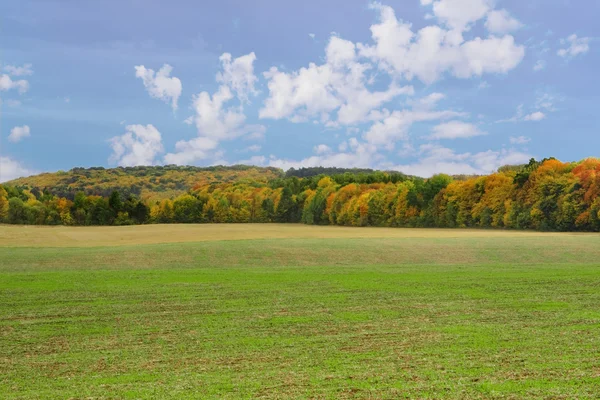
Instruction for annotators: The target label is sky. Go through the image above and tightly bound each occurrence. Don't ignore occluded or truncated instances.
[1,0,598,182]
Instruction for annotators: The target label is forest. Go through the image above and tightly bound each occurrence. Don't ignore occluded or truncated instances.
[4,165,284,201]
[2,157,600,231]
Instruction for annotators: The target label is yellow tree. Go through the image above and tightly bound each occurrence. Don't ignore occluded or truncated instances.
[0,186,8,221]
[328,183,360,224]
[472,173,515,227]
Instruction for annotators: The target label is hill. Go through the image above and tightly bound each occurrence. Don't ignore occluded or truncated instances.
[5,165,284,201]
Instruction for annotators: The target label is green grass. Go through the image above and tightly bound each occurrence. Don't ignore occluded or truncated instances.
[1,230,600,398]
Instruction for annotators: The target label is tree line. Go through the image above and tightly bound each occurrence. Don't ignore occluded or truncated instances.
[2,157,600,231]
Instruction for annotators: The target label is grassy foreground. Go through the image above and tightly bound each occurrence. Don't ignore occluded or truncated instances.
[1,225,600,398]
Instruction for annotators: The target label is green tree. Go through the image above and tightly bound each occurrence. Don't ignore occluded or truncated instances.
[261,198,275,222]
[275,187,294,222]
[109,191,123,214]
[7,198,27,224]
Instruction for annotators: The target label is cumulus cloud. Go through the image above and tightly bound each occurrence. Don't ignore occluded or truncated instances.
[164,137,219,165]
[8,125,31,143]
[259,139,531,179]
[4,64,33,77]
[391,143,532,177]
[260,36,414,126]
[216,52,258,103]
[267,138,380,170]
[314,144,332,155]
[523,111,545,121]
[485,9,522,34]
[0,157,36,182]
[165,52,265,165]
[237,155,267,166]
[429,121,486,139]
[0,74,29,94]
[258,2,525,157]
[364,107,467,149]
[557,34,591,58]
[358,3,525,84]
[134,64,182,111]
[422,0,493,31]
[109,124,164,167]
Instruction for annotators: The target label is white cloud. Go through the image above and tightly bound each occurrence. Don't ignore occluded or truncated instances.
[165,52,265,165]
[260,35,414,126]
[8,125,31,143]
[510,136,531,144]
[259,2,525,159]
[4,64,33,77]
[533,60,546,71]
[456,35,525,78]
[239,155,268,166]
[423,0,493,32]
[0,157,36,182]
[0,74,29,94]
[267,138,381,170]
[309,33,316,39]
[268,140,531,178]
[429,121,486,139]
[134,64,182,111]
[557,34,590,58]
[164,137,219,165]
[358,4,525,84]
[188,85,265,141]
[109,124,164,167]
[485,9,522,34]
[391,144,531,177]
[314,144,332,154]
[216,52,258,103]
[364,108,467,148]
[259,60,339,122]
[523,111,545,121]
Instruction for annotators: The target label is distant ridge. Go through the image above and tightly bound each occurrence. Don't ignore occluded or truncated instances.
[5,165,284,201]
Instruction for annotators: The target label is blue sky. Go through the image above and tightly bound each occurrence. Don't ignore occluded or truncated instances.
[1,0,598,181]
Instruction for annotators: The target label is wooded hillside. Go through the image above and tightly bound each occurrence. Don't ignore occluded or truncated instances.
[2,158,599,231]
[5,165,284,201]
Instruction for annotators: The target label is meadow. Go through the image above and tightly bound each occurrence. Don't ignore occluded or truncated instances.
[1,224,600,398]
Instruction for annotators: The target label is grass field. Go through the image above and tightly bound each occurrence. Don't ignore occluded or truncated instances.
[1,224,600,399]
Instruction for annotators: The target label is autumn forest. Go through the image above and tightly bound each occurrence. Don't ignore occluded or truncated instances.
[2,158,600,231]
